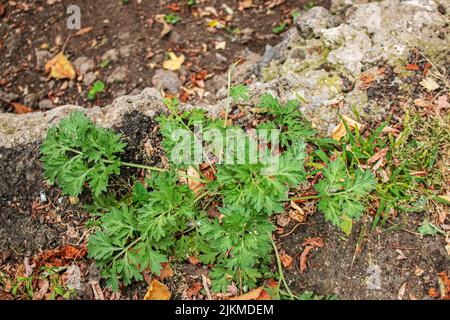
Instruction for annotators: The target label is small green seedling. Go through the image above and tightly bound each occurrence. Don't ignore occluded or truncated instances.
[87,80,106,101]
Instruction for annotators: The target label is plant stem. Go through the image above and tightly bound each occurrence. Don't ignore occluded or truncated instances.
[288,195,321,201]
[270,235,294,300]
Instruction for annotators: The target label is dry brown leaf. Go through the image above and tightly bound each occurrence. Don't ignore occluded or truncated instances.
[159,263,174,281]
[302,237,324,248]
[186,166,204,195]
[155,14,173,37]
[266,0,285,9]
[289,201,305,222]
[367,148,388,166]
[398,282,407,300]
[276,214,290,227]
[331,115,363,141]
[229,287,268,300]
[144,279,171,300]
[186,281,203,299]
[62,244,87,260]
[238,0,255,11]
[162,52,185,71]
[45,52,76,80]
[75,27,93,36]
[279,250,293,269]
[299,245,314,273]
[11,102,32,114]
[438,272,450,300]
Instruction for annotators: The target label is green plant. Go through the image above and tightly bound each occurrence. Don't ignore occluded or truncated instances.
[165,14,182,25]
[272,22,288,34]
[87,80,106,101]
[314,158,376,235]
[41,88,377,294]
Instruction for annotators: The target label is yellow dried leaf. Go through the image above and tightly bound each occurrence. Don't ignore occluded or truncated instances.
[162,52,185,71]
[45,52,76,80]
[331,115,363,141]
[144,279,171,300]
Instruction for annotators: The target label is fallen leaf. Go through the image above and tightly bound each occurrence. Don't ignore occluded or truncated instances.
[162,52,185,71]
[238,0,255,11]
[302,237,324,248]
[289,201,305,222]
[406,63,420,71]
[45,52,76,80]
[299,245,314,273]
[436,95,449,114]
[188,256,200,265]
[215,41,226,50]
[360,73,374,85]
[75,27,93,36]
[185,166,204,195]
[276,214,290,227]
[144,279,171,300]
[167,2,180,12]
[32,279,49,300]
[230,287,267,300]
[428,287,440,298]
[331,115,363,141]
[413,98,432,108]
[438,272,450,300]
[0,4,5,17]
[398,282,407,300]
[266,0,285,9]
[186,281,203,298]
[62,244,87,260]
[11,102,32,114]
[155,14,173,37]
[367,147,388,166]
[159,263,174,281]
[420,77,440,92]
[279,250,293,269]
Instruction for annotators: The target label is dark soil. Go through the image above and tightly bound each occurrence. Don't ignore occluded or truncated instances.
[0,0,330,113]
[280,211,448,299]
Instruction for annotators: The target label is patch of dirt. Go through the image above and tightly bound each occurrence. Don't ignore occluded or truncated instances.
[280,212,448,299]
[0,0,330,112]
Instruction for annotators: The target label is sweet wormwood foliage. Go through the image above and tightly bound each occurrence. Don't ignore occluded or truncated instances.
[41,112,126,197]
[40,90,376,293]
[314,158,376,234]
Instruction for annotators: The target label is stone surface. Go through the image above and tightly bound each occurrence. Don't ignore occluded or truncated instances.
[151,69,182,94]
[73,56,95,75]
[107,66,128,83]
[83,72,97,86]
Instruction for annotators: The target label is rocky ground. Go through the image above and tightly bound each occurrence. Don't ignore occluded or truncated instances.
[0,0,449,300]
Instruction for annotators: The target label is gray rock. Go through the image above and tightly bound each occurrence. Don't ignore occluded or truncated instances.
[83,72,97,86]
[24,93,37,108]
[151,69,182,94]
[294,6,336,38]
[73,56,95,75]
[118,44,135,58]
[38,99,53,110]
[101,48,119,62]
[107,66,127,84]
[0,90,19,104]
[35,50,52,69]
